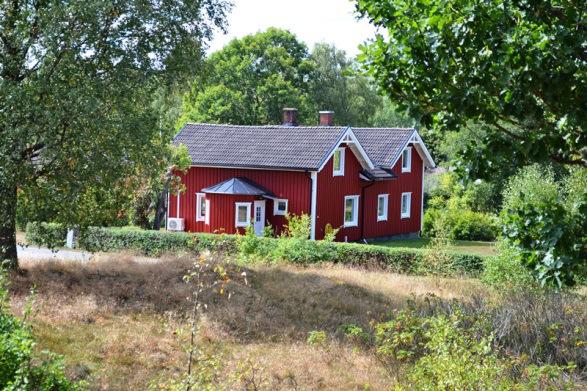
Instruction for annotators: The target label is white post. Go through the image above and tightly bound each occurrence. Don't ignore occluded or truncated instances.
[65,229,75,249]
[310,171,318,240]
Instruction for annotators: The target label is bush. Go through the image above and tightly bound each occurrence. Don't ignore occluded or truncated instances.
[501,164,587,288]
[25,222,68,248]
[26,222,486,276]
[373,298,580,389]
[481,242,535,290]
[0,273,79,390]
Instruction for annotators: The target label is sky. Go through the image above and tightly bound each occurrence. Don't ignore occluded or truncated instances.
[207,0,379,57]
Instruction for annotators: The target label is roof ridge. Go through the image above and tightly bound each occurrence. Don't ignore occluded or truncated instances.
[184,122,346,129]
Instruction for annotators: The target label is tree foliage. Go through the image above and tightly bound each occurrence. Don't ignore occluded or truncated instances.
[501,165,587,288]
[356,0,586,176]
[0,0,229,268]
[179,30,385,127]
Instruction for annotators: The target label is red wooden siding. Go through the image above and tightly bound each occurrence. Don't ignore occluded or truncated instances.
[168,167,311,235]
[315,143,423,240]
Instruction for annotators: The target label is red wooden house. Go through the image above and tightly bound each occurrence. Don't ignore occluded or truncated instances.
[168,109,435,241]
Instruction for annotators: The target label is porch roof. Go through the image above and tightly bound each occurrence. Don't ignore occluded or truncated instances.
[201,177,276,197]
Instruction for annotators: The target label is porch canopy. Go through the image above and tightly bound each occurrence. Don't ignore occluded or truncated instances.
[201,177,277,199]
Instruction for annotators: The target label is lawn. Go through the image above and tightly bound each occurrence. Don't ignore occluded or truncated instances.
[9,254,487,390]
[374,238,497,256]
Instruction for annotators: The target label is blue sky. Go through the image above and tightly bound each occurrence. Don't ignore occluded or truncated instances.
[207,0,378,57]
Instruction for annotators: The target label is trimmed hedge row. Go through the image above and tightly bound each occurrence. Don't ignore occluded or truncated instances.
[25,223,486,275]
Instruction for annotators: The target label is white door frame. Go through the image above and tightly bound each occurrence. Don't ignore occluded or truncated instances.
[253,200,266,237]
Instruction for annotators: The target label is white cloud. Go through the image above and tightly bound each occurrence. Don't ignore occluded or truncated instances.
[207,0,378,57]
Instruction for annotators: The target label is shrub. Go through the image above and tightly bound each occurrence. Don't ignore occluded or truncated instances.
[501,164,586,288]
[307,330,327,346]
[0,273,79,390]
[373,298,579,389]
[25,222,68,248]
[481,242,535,290]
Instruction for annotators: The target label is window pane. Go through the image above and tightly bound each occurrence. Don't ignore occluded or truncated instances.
[238,206,248,223]
[200,197,206,214]
[378,197,384,216]
[333,150,341,171]
[278,201,286,212]
[345,198,354,222]
[255,206,261,222]
[402,149,408,167]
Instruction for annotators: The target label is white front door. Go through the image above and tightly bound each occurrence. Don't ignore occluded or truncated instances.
[253,200,266,236]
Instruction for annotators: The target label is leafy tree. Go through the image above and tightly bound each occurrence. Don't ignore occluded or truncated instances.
[179,28,315,126]
[501,165,587,288]
[356,0,586,176]
[308,43,381,126]
[0,0,229,268]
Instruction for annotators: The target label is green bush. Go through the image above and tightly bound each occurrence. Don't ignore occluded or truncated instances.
[481,242,535,290]
[501,164,587,288]
[26,222,486,276]
[25,222,68,248]
[0,273,79,390]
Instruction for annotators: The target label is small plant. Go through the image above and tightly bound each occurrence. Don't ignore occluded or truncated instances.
[418,221,456,277]
[307,330,327,346]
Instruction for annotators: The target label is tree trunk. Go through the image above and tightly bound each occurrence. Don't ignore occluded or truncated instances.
[0,181,18,269]
[152,180,169,231]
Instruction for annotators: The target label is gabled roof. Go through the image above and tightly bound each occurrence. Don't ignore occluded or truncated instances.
[174,123,434,171]
[202,177,275,196]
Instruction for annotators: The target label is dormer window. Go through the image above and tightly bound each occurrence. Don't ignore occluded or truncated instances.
[401,147,412,172]
[333,147,345,176]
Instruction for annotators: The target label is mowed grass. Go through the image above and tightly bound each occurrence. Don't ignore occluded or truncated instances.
[374,238,497,256]
[9,254,488,390]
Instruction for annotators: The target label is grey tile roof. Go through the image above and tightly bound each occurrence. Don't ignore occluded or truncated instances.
[175,123,348,170]
[174,123,416,171]
[360,167,397,181]
[202,177,275,196]
[353,127,415,168]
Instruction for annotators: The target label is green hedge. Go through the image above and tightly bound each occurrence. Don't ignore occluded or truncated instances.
[25,222,485,275]
[25,222,68,248]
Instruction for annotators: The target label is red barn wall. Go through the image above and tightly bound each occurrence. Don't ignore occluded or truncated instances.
[168,166,311,235]
[315,143,423,241]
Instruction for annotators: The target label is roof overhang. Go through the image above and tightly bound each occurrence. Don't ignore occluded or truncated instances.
[389,130,436,169]
[318,127,375,172]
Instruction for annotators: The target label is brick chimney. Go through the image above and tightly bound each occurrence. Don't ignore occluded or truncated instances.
[319,111,334,126]
[282,108,298,126]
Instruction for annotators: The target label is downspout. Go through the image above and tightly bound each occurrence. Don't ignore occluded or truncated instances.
[309,171,318,240]
[360,180,376,242]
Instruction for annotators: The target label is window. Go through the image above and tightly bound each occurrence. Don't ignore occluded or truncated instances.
[343,195,359,227]
[377,194,389,221]
[235,202,251,227]
[273,199,288,216]
[333,147,345,176]
[401,192,411,218]
[196,193,206,222]
[402,147,412,172]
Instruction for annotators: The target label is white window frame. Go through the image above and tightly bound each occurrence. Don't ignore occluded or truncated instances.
[343,195,359,227]
[333,147,345,176]
[196,193,206,222]
[205,199,210,225]
[401,192,412,219]
[273,199,288,216]
[377,194,389,222]
[402,147,412,173]
[235,202,252,227]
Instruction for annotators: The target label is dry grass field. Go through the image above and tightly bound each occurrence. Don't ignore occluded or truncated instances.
[8,254,488,390]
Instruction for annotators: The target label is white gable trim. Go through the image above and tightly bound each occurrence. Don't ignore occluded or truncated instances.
[389,130,436,169]
[318,127,375,172]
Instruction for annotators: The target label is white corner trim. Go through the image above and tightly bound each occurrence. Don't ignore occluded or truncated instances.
[377,194,389,221]
[205,199,210,225]
[176,191,181,218]
[310,171,318,240]
[343,195,360,227]
[235,202,252,227]
[333,147,345,176]
[420,163,425,233]
[401,192,412,219]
